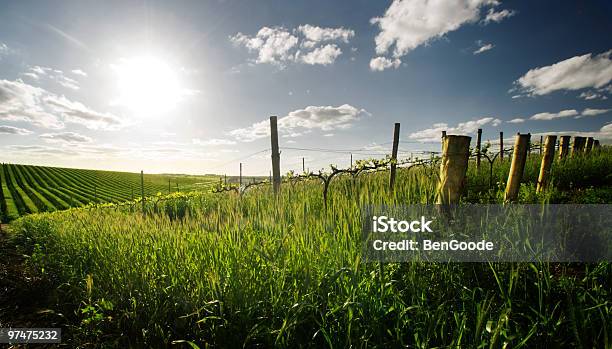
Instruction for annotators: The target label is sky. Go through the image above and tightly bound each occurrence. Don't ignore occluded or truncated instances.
[0,0,611,176]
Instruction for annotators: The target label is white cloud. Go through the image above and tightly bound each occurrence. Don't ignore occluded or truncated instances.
[409,116,502,142]
[369,57,401,71]
[474,42,494,55]
[362,142,387,151]
[0,79,64,129]
[22,65,81,90]
[530,109,579,120]
[298,25,354,44]
[515,50,612,96]
[231,24,354,67]
[507,118,525,123]
[44,94,125,130]
[0,43,13,59]
[579,91,607,100]
[40,131,93,143]
[300,44,342,65]
[0,79,124,130]
[578,86,611,100]
[192,138,237,146]
[370,0,499,70]
[482,8,516,24]
[578,108,611,117]
[57,76,79,90]
[71,69,88,77]
[229,104,369,142]
[231,27,298,66]
[0,125,33,135]
[4,144,80,157]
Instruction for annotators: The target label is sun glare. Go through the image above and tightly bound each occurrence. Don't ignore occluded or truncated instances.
[113,56,182,115]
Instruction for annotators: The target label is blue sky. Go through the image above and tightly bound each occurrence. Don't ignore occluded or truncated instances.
[0,0,611,175]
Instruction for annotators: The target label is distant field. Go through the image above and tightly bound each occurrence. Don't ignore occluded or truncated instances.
[0,163,219,222]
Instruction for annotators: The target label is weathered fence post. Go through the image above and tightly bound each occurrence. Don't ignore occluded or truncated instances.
[302,157,305,172]
[527,135,531,155]
[536,135,557,193]
[389,123,400,191]
[436,135,471,204]
[239,163,243,186]
[558,136,570,160]
[270,116,281,194]
[499,131,504,160]
[350,153,353,168]
[476,128,482,170]
[539,136,543,155]
[140,170,145,213]
[224,174,227,185]
[571,136,586,157]
[585,137,594,153]
[504,133,530,202]
[168,178,171,194]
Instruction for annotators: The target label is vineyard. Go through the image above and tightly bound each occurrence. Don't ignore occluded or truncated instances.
[2,130,611,347]
[0,164,219,222]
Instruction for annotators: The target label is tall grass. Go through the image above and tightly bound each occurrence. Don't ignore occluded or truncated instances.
[9,149,612,347]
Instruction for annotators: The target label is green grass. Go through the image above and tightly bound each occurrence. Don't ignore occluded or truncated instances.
[0,163,219,222]
[7,148,612,347]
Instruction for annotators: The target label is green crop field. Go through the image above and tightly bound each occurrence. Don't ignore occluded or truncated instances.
[0,163,219,223]
[3,147,611,348]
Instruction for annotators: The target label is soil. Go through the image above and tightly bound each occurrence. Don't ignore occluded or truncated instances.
[0,226,63,348]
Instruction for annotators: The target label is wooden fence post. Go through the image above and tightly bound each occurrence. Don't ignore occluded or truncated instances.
[499,131,504,160]
[571,136,586,157]
[558,136,570,160]
[389,123,400,191]
[504,133,530,202]
[302,157,305,172]
[270,116,281,194]
[441,131,446,153]
[476,128,482,170]
[527,135,531,155]
[168,178,171,194]
[537,135,557,193]
[239,163,243,187]
[140,170,145,213]
[437,135,471,204]
[539,135,543,155]
[585,137,594,153]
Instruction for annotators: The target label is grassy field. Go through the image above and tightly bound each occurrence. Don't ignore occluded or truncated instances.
[0,164,219,222]
[4,148,612,347]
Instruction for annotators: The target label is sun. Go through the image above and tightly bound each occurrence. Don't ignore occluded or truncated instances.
[112,55,182,115]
